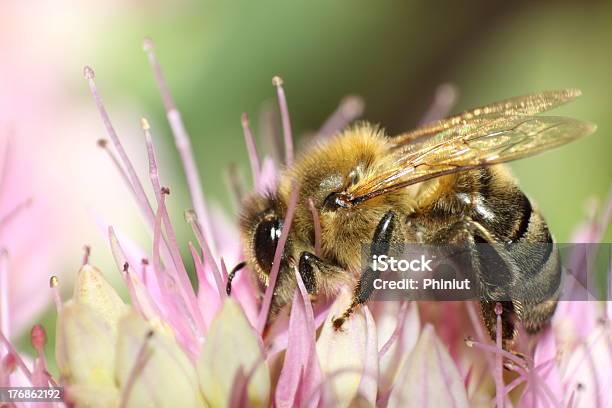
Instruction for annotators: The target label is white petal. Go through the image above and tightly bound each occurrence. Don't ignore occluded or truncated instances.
[73,264,128,336]
[377,302,420,394]
[315,291,378,408]
[388,324,469,408]
[197,299,270,407]
[115,312,204,408]
[55,301,117,386]
[66,384,120,408]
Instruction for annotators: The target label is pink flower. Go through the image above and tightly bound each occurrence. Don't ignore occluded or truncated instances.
[1,37,609,408]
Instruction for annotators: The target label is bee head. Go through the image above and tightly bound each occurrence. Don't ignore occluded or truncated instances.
[253,213,283,273]
[239,193,293,289]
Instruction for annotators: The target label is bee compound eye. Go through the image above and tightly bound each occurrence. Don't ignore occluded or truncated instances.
[254,217,283,272]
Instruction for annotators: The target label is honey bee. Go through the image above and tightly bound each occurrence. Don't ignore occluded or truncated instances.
[237,89,595,344]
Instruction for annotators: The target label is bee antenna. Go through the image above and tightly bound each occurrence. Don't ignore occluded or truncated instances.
[226,261,247,296]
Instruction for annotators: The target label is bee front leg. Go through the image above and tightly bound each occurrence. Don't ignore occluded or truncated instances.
[297,251,350,297]
[297,252,322,295]
[333,210,397,330]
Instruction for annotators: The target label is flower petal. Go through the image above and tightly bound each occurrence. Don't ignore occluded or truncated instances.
[115,312,204,408]
[376,302,420,394]
[315,291,378,408]
[388,324,469,408]
[66,384,120,408]
[197,299,270,407]
[531,326,562,398]
[275,269,322,408]
[72,264,128,337]
[559,323,611,407]
[55,301,117,386]
[256,156,278,194]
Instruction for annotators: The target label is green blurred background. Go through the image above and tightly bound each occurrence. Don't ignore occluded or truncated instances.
[13,0,612,367]
[86,0,611,242]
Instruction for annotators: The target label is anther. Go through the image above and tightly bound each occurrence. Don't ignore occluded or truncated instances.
[83,65,95,80]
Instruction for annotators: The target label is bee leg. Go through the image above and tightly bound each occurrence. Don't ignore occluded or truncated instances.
[430,218,517,348]
[298,252,322,295]
[333,210,397,330]
[298,251,352,296]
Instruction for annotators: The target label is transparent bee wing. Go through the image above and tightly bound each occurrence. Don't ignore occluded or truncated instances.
[345,115,595,205]
[389,89,583,148]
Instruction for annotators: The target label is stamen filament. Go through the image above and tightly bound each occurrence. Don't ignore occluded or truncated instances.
[0,331,32,383]
[272,76,294,166]
[378,302,409,358]
[143,38,217,258]
[142,119,205,332]
[185,211,224,298]
[257,181,300,333]
[49,276,62,313]
[97,139,135,198]
[241,113,260,185]
[120,331,153,408]
[317,95,365,139]
[84,66,156,230]
[418,83,458,126]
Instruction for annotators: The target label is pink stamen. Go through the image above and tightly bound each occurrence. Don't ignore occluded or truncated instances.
[256,182,300,334]
[0,250,8,338]
[465,302,495,368]
[466,324,562,408]
[185,210,224,298]
[120,262,142,310]
[494,303,504,408]
[84,66,156,229]
[29,325,56,388]
[0,331,32,383]
[152,198,198,352]
[515,325,561,408]
[188,243,208,295]
[418,83,458,125]
[220,257,230,283]
[225,163,246,207]
[82,245,91,265]
[272,76,294,166]
[97,138,134,198]
[30,325,45,351]
[317,95,365,139]
[464,337,526,371]
[241,113,260,185]
[307,198,322,257]
[378,302,409,358]
[2,351,17,380]
[463,365,473,391]
[141,259,149,287]
[108,227,138,281]
[49,276,62,313]
[259,102,283,164]
[229,355,267,408]
[143,38,217,258]
[142,120,205,333]
[120,330,153,408]
[570,328,603,408]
